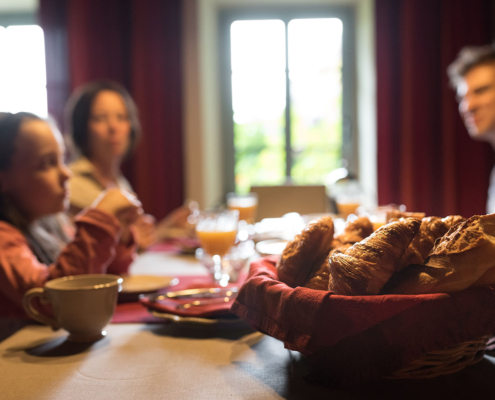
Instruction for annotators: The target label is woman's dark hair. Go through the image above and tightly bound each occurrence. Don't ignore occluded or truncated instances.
[0,112,42,172]
[65,80,141,159]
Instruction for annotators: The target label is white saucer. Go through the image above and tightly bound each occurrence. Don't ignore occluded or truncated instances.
[255,239,289,256]
[121,275,178,294]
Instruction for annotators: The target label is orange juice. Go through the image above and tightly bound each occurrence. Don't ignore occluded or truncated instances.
[336,202,360,218]
[228,204,257,222]
[196,230,237,257]
[372,221,385,231]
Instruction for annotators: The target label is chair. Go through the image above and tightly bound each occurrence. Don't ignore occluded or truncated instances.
[250,185,329,222]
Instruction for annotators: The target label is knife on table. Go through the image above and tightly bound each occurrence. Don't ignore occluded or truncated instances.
[144,287,239,302]
[176,294,238,310]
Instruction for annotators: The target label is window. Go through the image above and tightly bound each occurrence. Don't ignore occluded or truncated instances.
[0,24,48,117]
[220,7,356,194]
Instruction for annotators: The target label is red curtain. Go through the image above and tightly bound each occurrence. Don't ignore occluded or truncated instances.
[39,0,184,220]
[376,0,495,217]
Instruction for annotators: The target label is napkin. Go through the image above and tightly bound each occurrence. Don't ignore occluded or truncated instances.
[140,281,238,318]
[231,256,495,386]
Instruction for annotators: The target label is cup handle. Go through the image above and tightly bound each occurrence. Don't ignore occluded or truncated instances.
[22,288,60,330]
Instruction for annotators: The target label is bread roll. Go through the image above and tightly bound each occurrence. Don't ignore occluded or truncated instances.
[328,218,421,295]
[442,215,465,231]
[384,214,495,294]
[277,216,334,288]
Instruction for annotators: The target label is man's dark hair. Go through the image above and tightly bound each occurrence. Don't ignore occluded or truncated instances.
[65,80,141,159]
[448,44,495,89]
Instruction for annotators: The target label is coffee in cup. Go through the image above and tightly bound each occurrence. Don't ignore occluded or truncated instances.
[23,274,123,343]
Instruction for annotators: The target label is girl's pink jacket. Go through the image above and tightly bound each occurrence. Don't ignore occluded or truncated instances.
[0,209,136,317]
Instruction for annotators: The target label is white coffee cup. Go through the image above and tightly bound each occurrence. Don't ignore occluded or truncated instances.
[23,274,123,343]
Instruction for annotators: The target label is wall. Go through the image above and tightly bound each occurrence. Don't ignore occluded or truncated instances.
[182,0,376,208]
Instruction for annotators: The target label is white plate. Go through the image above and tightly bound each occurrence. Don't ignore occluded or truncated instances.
[255,239,289,256]
[121,275,178,294]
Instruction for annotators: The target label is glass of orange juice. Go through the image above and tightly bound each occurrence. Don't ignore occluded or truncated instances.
[196,210,239,285]
[226,193,258,223]
[333,180,362,219]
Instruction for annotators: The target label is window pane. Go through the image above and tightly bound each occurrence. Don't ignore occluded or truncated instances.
[230,20,286,194]
[288,18,343,185]
[0,25,48,117]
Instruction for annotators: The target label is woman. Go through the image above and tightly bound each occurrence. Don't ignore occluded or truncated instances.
[66,81,192,249]
[0,112,141,316]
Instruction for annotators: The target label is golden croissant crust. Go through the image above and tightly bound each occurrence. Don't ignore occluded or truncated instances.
[328,218,421,295]
[277,216,334,288]
[335,216,374,245]
[305,218,373,291]
[305,242,352,291]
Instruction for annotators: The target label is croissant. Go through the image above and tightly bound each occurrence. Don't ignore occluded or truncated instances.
[383,214,495,294]
[335,216,374,245]
[328,218,421,295]
[305,242,352,291]
[277,216,334,288]
[305,217,373,291]
[399,216,449,270]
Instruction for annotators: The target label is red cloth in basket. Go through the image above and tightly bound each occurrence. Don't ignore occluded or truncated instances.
[230,256,495,386]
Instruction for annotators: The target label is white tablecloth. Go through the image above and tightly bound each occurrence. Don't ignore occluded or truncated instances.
[4,253,495,399]
[0,323,302,400]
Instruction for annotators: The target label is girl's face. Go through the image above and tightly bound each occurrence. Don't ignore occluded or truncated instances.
[0,120,71,222]
[87,90,132,163]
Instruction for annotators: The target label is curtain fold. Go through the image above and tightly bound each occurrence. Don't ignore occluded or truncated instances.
[376,0,495,217]
[39,0,183,220]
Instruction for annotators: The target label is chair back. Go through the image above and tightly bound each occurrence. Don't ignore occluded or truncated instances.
[250,185,329,221]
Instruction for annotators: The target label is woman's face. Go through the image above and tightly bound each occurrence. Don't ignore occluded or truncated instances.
[87,90,132,163]
[0,120,71,222]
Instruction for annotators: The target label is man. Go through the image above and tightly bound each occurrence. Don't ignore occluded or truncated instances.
[448,44,495,214]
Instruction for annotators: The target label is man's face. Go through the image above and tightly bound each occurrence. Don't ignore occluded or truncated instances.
[457,64,495,142]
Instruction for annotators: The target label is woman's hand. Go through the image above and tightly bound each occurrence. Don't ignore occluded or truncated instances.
[134,214,158,249]
[92,188,143,228]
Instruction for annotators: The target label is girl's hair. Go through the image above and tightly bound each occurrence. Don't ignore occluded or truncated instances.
[65,80,141,160]
[0,112,70,263]
[0,112,42,172]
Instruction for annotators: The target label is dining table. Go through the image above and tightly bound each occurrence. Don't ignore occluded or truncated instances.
[2,244,495,400]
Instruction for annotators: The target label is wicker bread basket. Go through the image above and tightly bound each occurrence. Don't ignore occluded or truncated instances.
[387,335,490,379]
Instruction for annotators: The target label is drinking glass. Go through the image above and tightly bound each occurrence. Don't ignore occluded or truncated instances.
[226,193,258,223]
[333,180,362,219]
[196,210,239,286]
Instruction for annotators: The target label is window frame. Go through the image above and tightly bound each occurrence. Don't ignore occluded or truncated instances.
[0,12,37,27]
[219,5,357,195]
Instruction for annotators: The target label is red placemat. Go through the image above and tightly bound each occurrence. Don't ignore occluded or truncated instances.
[112,274,244,323]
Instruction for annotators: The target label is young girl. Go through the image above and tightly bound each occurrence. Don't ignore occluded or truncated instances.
[0,112,142,317]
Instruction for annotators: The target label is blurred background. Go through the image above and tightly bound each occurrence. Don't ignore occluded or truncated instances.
[0,0,494,220]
